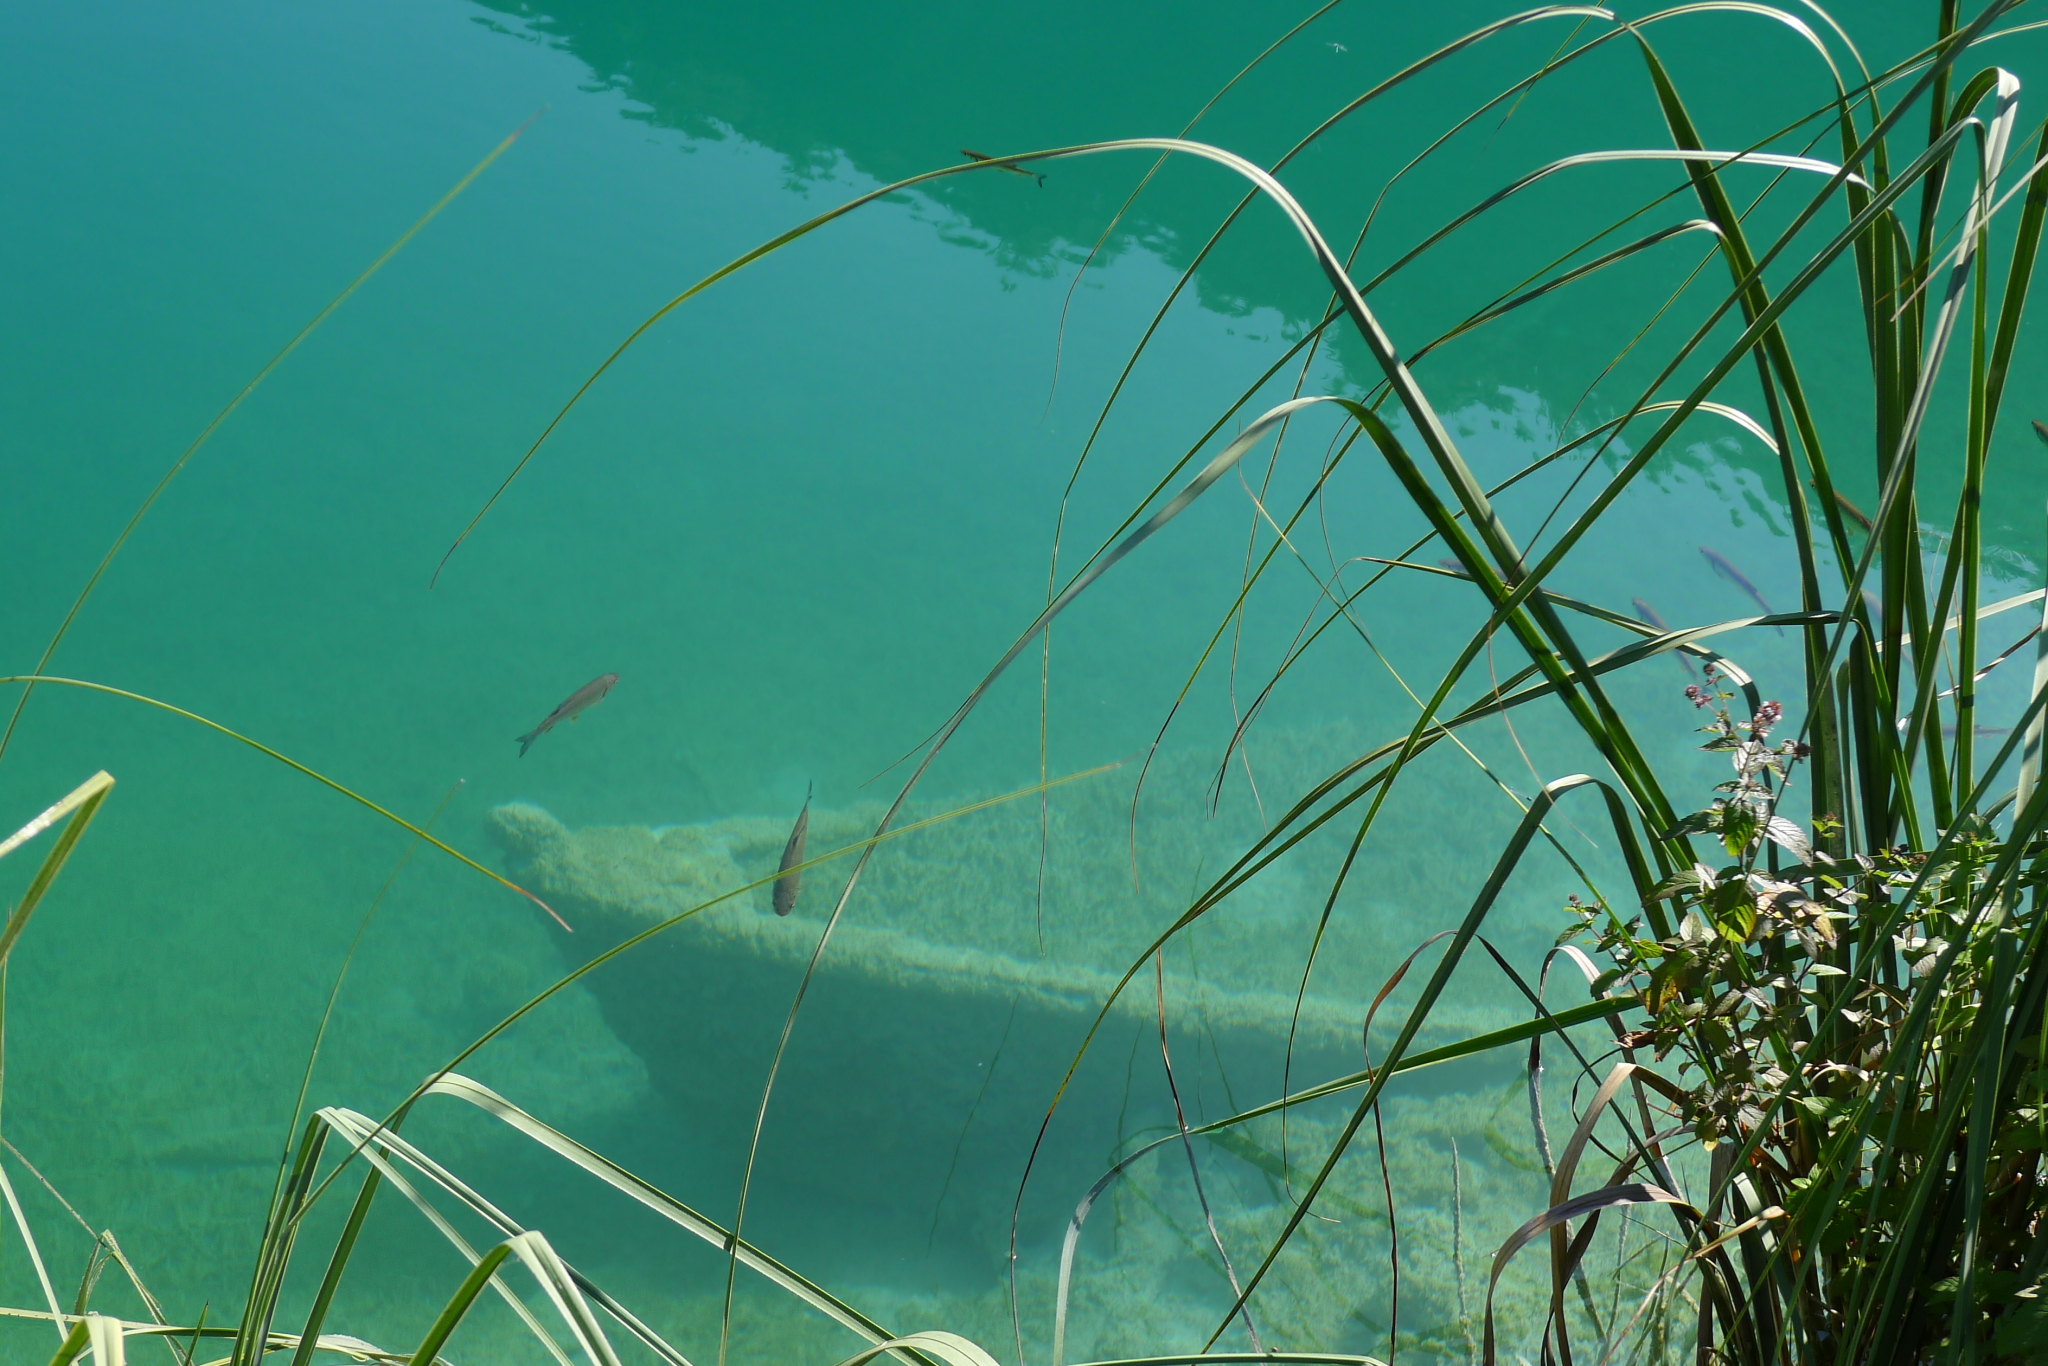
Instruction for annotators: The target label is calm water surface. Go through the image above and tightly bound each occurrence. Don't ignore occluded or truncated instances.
[3,1,2046,1359]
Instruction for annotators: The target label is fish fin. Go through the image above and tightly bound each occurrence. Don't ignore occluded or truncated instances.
[516,728,539,756]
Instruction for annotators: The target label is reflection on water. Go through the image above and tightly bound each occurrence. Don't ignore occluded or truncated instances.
[2,0,2047,1361]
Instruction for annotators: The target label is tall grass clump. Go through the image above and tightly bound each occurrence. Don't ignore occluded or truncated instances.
[10,2,2048,1365]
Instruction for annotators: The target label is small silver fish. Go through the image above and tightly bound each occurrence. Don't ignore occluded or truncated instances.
[516,673,619,757]
[1699,546,1781,636]
[773,782,812,917]
[961,149,1044,186]
[2033,418,2048,447]
[1632,596,1696,677]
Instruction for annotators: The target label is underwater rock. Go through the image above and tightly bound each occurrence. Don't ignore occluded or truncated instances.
[485,754,1549,1267]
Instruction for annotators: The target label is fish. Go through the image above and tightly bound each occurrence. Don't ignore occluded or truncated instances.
[773,782,812,917]
[961,149,1044,186]
[1632,597,1697,677]
[1438,557,1469,576]
[2033,419,2048,447]
[1829,488,1874,533]
[1699,545,1781,635]
[515,673,619,757]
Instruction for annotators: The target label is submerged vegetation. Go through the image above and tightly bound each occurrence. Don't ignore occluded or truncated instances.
[10,1,2048,1364]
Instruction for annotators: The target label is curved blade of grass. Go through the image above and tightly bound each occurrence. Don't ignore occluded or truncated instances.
[0,772,113,865]
[503,1229,624,1366]
[1483,1186,1692,1366]
[832,1333,1002,1366]
[1,1156,66,1342]
[0,773,113,969]
[9,1309,537,1364]
[1541,1063,1693,1362]
[0,678,564,930]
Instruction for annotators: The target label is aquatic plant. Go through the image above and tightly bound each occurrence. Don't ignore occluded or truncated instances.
[10,1,2048,1364]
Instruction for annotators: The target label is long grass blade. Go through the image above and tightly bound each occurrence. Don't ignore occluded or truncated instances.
[0,773,112,969]
[1,1155,67,1342]
[0,679,563,929]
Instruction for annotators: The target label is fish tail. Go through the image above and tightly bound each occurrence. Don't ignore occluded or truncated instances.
[516,727,540,757]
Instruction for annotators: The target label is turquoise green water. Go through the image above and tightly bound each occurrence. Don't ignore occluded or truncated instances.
[5,1,2048,1361]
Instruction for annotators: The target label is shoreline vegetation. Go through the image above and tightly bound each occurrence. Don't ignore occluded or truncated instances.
[6,2,2048,1363]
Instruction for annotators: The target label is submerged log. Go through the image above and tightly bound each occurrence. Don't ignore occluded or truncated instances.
[486,764,1530,1265]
